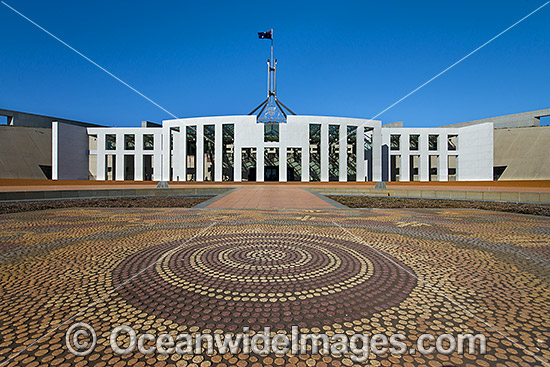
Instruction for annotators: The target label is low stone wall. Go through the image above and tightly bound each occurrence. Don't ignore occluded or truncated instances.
[0,187,233,202]
[311,188,550,205]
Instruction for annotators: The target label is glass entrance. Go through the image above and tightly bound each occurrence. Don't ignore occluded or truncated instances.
[264,147,279,181]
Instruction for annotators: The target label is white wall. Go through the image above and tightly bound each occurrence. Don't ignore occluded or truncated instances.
[84,116,492,182]
[455,123,493,181]
[162,115,381,182]
[380,123,493,181]
[87,127,163,181]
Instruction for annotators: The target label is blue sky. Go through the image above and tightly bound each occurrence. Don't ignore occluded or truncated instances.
[1,0,548,127]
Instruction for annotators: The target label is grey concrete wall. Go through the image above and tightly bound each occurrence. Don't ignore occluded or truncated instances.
[0,126,52,179]
[494,126,550,180]
[55,122,90,180]
[441,109,550,129]
[0,108,101,128]
[141,121,161,127]
[382,121,403,128]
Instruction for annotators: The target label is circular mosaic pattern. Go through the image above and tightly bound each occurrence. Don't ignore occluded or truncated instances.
[113,232,417,330]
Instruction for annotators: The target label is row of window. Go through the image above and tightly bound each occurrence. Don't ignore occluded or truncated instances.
[390,134,457,151]
[264,124,370,144]
[390,155,458,181]
[100,134,155,151]
[96,131,458,152]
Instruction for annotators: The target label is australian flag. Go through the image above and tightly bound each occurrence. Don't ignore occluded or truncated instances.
[258,30,273,40]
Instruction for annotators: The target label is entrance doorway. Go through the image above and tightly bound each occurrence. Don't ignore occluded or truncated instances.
[105,155,115,180]
[264,148,279,181]
[242,148,256,182]
[143,155,153,181]
[409,155,419,181]
[265,166,279,181]
[286,148,302,182]
[124,155,134,181]
[390,155,400,181]
[429,155,438,181]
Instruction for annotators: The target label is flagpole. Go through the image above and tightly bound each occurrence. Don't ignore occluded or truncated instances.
[250,28,295,118]
[267,60,271,99]
[271,28,274,103]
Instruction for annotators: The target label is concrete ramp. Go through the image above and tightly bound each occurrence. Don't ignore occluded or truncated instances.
[206,185,339,209]
[0,126,51,179]
[494,126,550,180]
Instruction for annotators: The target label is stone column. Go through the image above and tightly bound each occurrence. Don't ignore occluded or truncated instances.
[372,128,382,182]
[96,133,106,180]
[215,123,222,182]
[320,123,329,182]
[356,126,365,181]
[257,146,265,182]
[196,124,204,182]
[302,145,309,182]
[115,133,124,181]
[339,124,347,182]
[280,147,287,182]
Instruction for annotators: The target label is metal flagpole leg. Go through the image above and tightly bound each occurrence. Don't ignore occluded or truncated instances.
[275,98,296,116]
[248,97,269,115]
[274,59,277,96]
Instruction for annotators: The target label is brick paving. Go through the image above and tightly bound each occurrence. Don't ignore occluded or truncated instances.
[1,179,549,193]
[0,207,549,366]
[206,186,336,209]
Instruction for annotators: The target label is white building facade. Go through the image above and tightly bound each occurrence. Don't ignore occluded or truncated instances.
[85,115,493,182]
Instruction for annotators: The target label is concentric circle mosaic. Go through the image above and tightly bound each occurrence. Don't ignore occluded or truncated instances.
[113,232,417,330]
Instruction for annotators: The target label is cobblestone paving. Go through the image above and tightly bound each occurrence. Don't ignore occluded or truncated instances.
[0,208,549,366]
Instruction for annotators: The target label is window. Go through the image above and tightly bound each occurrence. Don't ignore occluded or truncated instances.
[409,155,420,181]
[364,127,373,150]
[287,148,302,182]
[204,125,215,181]
[88,135,97,150]
[347,126,357,181]
[124,155,134,180]
[447,135,457,151]
[429,155,438,181]
[88,155,97,180]
[143,134,154,150]
[124,134,135,150]
[264,123,279,142]
[390,134,400,150]
[264,147,279,181]
[186,127,196,181]
[390,155,400,181]
[428,135,438,151]
[309,124,321,181]
[222,124,234,181]
[448,155,457,181]
[106,134,116,150]
[242,148,257,182]
[329,125,339,181]
[143,155,153,181]
[105,155,116,180]
[409,135,419,150]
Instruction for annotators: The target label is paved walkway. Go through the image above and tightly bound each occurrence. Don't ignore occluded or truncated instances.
[1,179,550,193]
[206,185,336,208]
